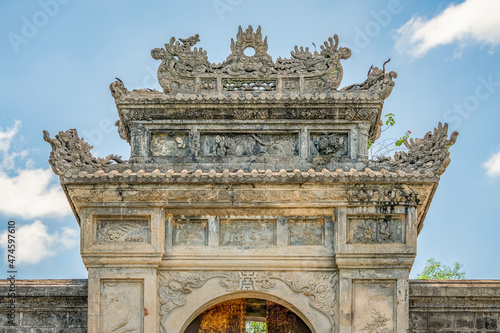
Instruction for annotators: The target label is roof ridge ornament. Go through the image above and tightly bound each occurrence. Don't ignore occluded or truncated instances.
[151,25,352,94]
[43,129,126,176]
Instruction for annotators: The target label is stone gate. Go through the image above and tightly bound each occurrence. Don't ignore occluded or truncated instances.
[43,26,459,333]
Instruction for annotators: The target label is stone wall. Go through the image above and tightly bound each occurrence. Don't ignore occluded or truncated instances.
[409,280,500,332]
[0,279,87,333]
[1,279,499,332]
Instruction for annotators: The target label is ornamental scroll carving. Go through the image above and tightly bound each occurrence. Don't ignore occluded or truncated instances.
[151,25,351,93]
[43,129,126,176]
[158,271,337,328]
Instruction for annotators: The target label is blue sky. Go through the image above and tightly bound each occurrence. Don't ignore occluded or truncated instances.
[0,0,499,279]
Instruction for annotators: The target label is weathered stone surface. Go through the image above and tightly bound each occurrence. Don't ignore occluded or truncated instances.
[0,279,87,332]
[36,25,469,333]
[3,279,499,332]
[409,280,500,332]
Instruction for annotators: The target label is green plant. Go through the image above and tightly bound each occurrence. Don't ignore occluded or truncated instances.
[246,321,267,333]
[368,112,412,159]
[416,258,466,280]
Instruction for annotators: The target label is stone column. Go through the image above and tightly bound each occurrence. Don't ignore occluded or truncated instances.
[334,205,418,332]
[79,206,165,333]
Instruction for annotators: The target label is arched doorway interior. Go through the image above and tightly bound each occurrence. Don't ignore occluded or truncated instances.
[184,298,312,333]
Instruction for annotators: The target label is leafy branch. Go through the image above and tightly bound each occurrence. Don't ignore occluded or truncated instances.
[368,113,411,160]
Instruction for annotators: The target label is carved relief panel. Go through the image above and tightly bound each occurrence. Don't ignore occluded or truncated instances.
[348,217,403,244]
[310,132,348,157]
[352,280,396,333]
[151,131,190,157]
[200,133,299,157]
[95,219,150,244]
[100,280,144,332]
[289,218,325,246]
[172,217,208,246]
[220,218,276,247]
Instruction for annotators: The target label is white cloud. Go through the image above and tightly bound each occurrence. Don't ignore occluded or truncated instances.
[483,150,500,177]
[0,121,71,218]
[395,0,500,57]
[0,220,79,264]
[0,168,71,218]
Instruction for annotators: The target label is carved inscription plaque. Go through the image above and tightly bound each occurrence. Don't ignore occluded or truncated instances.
[289,218,324,246]
[172,217,208,246]
[151,132,190,157]
[348,218,403,244]
[220,219,276,247]
[310,132,348,156]
[353,280,396,333]
[96,220,149,243]
[201,133,298,157]
[100,280,144,332]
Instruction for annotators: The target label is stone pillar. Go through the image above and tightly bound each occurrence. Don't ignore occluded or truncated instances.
[334,206,418,332]
[79,207,165,333]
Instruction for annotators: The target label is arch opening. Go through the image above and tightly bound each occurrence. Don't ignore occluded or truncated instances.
[183,297,313,333]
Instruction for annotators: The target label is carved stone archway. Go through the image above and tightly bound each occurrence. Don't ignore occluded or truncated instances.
[44,25,458,333]
[160,272,333,333]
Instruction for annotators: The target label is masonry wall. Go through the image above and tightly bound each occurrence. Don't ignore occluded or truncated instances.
[1,279,499,332]
[409,280,500,332]
[0,279,87,333]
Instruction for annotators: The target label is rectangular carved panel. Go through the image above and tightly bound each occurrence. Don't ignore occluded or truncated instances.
[288,218,324,246]
[100,280,144,332]
[200,133,298,157]
[151,132,190,157]
[353,280,396,333]
[96,219,149,243]
[348,217,403,244]
[172,217,208,246]
[310,132,348,156]
[220,219,276,247]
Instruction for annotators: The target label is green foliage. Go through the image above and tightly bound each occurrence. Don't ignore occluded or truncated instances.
[246,321,266,333]
[416,258,466,280]
[368,112,412,159]
[367,139,373,149]
[395,130,411,147]
[385,113,395,126]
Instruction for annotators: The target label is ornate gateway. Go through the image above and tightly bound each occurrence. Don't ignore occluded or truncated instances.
[45,26,457,333]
